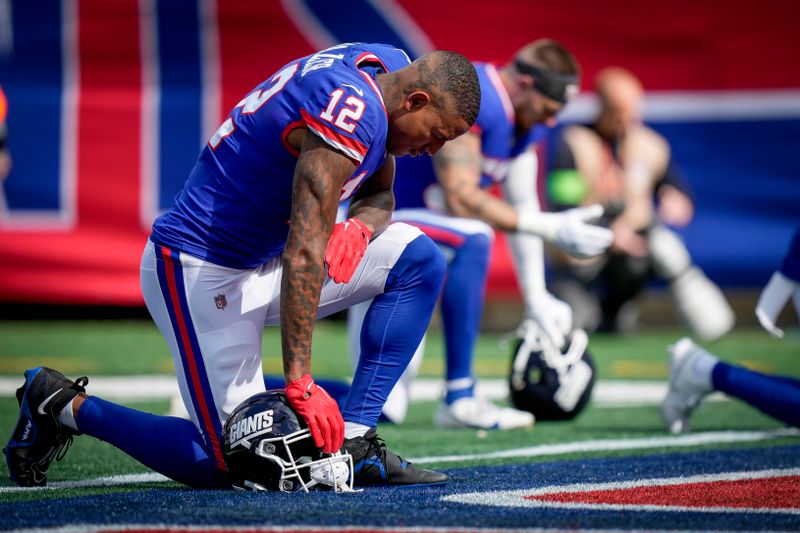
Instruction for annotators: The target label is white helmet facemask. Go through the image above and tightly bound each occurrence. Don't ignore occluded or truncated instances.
[235,428,356,493]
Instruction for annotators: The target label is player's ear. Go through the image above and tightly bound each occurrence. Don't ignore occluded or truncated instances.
[406,90,431,111]
[519,74,535,92]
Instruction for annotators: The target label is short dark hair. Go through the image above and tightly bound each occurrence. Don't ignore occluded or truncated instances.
[515,39,580,77]
[414,51,481,127]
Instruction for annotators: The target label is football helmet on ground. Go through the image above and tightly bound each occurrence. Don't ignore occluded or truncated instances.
[222,390,355,492]
[509,323,596,420]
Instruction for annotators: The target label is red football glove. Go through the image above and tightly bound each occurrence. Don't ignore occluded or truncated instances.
[285,374,344,454]
[324,217,372,284]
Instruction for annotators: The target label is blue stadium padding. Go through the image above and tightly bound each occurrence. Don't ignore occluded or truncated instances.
[156,0,205,212]
[651,119,800,287]
[0,1,63,211]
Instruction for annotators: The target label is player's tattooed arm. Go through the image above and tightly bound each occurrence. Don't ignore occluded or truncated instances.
[433,132,520,232]
[281,133,356,381]
[347,155,395,238]
[433,131,482,177]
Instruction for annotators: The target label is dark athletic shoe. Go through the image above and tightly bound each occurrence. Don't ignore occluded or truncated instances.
[3,367,88,486]
[342,428,448,487]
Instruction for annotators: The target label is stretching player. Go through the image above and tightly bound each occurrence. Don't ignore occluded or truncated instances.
[547,67,734,340]
[4,43,481,488]
[349,39,613,429]
[662,226,800,433]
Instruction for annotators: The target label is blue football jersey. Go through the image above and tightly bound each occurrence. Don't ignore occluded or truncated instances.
[393,62,548,210]
[151,43,411,269]
[781,226,800,282]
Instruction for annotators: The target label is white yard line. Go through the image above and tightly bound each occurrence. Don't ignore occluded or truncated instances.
[409,428,800,464]
[0,376,700,407]
[1,429,797,494]
[0,375,180,400]
[0,472,169,493]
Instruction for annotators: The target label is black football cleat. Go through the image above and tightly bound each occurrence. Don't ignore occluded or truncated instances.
[341,428,448,487]
[3,367,88,487]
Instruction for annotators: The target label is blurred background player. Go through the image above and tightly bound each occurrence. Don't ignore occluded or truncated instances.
[348,39,613,429]
[0,85,11,181]
[662,226,800,433]
[546,66,734,340]
[4,44,481,489]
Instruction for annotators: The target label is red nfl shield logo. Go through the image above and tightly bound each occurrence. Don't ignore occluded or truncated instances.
[214,293,227,310]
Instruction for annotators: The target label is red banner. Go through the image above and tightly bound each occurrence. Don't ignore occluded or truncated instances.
[1,0,798,304]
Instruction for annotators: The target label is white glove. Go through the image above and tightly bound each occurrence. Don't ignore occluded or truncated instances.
[517,204,614,259]
[648,225,692,280]
[524,292,573,349]
[756,271,800,338]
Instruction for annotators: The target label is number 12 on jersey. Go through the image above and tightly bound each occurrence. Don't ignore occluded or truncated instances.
[319,89,365,134]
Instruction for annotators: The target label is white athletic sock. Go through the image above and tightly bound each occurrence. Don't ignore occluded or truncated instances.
[445,377,475,392]
[58,398,79,431]
[691,350,718,391]
[344,422,370,440]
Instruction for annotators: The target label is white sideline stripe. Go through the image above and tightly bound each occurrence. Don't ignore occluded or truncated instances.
[443,468,800,514]
[0,375,180,400]
[0,376,687,406]
[414,379,725,407]
[409,428,800,464]
[2,429,797,495]
[0,472,169,493]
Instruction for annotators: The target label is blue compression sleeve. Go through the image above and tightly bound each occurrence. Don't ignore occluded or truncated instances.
[712,362,800,428]
[77,396,230,488]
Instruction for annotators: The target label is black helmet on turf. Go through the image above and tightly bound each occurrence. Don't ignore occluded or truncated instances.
[509,326,595,420]
[222,390,353,492]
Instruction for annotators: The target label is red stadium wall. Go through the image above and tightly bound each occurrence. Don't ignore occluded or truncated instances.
[0,0,798,305]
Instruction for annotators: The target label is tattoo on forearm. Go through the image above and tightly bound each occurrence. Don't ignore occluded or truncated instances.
[434,148,481,174]
[473,193,491,216]
[280,139,354,378]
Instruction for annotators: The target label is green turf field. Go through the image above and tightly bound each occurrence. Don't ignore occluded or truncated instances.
[1,319,798,495]
[1,319,797,379]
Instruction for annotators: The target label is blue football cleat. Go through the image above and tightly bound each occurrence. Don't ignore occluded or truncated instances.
[342,428,448,487]
[3,367,88,486]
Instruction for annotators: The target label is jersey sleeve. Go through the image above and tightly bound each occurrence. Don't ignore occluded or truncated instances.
[780,226,800,282]
[298,72,384,164]
[548,129,577,170]
[654,159,694,201]
[476,98,514,165]
[521,125,549,150]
